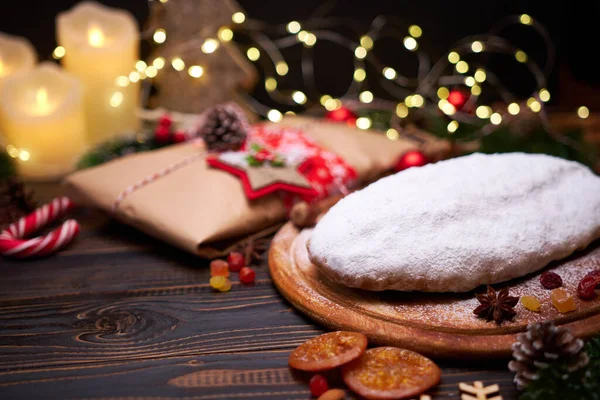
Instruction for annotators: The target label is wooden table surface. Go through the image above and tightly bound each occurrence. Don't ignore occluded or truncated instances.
[0,184,518,399]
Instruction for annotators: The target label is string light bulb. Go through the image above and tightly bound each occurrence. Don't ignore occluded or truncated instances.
[276,61,289,76]
[320,95,332,106]
[188,65,204,78]
[353,68,366,82]
[171,57,185,71]
[135,60,147,72]
[471,85,482,95]
[408,25,422,38]
[292,90,307,104]
[515,50,528,63]
[265,77,277,92]
[456,61,469,73]
[246,47,260,61]
[539,88,551,102]
[386,128,400,140]
[508,103,520,115]
[153,29,166,44]
[52,46,66,59]
[359,91,374,103]
[232,12,246,24]
[396,103,409,118]
[519,14,533,25]
[476,105,492,118]
[577,106,590,119]
[529,99,541,112]
[19,150,30,161]
[471,41,484,53]
[145,66,157,78]
[267,109,283,122]
[109,91,123,108]
[464,76,475,87]
[474,68,486,82]
[354,46,367,59]
[303,33,317,47]
[360,35,374,50]
[6,145,19,158]
[411,94,424,107]
[447,120,459,133]
[438,99,456,115]
[437,87,449,99]
[490,113,502,125]
[356,117,372,130]
[403,37,418,51]
[153,57,165,69]
[448,51,460,64]
[383,67,397,80]
[323,98,341,111]
[202,38,219,54]
[129,71,140,82]
[116,75,129,87]
[218,27,234,42]
[287,21,301,34]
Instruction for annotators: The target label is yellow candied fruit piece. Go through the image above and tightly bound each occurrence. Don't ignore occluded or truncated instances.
[210,276,227,290]
[551,288,576,313]
[521,295,541,312]
[218,278,232,292]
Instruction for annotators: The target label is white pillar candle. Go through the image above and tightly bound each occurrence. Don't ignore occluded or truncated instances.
[0,32,36,86]
[0,63,87,180]
[57,1,140,145]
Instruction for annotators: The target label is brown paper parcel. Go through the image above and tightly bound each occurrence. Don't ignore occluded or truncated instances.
[63,117,449,257]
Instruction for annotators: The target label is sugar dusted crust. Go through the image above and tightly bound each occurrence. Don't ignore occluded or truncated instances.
[307,153,600,292]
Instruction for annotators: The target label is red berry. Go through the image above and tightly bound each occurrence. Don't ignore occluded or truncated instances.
[155,125,171,144]
[394,150,428,172]
[239,267,256,284]
[227,251,245,272]
[159,115,172,128]
[577,270,600,300]
[309,374,329,397]
[173,131,187,143]
[540,271,563,289]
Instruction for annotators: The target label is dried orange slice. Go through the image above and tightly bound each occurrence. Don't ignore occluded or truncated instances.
[341,347,441,399]
[288,331,368,371]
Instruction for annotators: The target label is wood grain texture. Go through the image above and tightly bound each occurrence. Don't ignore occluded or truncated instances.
[0,187,518,399]
[269,222,600,359]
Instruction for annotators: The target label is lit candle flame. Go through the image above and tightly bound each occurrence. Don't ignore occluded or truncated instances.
[88,25,105,48]
[36,87,48,106]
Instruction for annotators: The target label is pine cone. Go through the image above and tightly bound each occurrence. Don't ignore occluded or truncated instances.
[0,177,36,229]
[199,104,248,152]
[508,321,589,390]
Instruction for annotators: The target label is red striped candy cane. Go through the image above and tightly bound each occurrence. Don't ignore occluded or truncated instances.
[0,197,80,258]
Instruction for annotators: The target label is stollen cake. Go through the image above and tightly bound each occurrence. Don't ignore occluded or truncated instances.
[307,153,600,292]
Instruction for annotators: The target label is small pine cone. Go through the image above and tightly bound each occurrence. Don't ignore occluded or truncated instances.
[199,105,248,152]
[0,177,36,229]
[508,321,589,390]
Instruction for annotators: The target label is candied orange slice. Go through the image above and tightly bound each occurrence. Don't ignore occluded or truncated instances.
[341,347,441,400]
[288,331,368,371]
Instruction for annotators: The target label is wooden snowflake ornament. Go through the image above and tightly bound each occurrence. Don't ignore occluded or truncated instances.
[459,381,503,400]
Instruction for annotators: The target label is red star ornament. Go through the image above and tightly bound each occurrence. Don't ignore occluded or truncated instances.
[207,155,318,200]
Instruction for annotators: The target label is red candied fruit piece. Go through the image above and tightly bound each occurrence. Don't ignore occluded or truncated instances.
[309,374,329,397]
[540,271,563,289]
[239,267,256,284]
[227,251,245,272]
[577,270,600,300]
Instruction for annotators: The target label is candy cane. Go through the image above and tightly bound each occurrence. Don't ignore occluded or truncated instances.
[0,197,80,258]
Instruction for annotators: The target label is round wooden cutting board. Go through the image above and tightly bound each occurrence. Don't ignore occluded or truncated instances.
[268,222,600,360]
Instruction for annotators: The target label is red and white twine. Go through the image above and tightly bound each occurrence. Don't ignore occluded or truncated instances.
[0,197,80,258]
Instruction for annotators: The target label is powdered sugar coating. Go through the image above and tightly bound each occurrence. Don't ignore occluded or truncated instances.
[308,153,600,292]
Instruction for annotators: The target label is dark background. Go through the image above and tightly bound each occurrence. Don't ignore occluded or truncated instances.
[1,0,598,110]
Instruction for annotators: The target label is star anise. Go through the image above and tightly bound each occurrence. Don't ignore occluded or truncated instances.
[235,237,271,266]
[473,285,519,324]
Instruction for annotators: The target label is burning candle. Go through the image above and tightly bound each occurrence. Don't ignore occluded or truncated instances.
[0,32,36,85]
[0,63,87,180]
[57,1,140,145]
